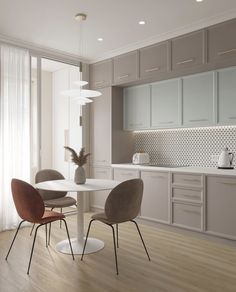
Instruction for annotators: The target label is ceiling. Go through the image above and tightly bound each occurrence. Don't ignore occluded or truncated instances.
[0,0,236,63]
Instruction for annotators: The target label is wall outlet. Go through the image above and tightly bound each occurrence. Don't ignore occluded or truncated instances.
[211,154,219,163]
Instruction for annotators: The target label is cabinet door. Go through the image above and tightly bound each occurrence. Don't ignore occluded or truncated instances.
[208,19,236,63]
[113,51,139,85]
[123,85,150,130]
[90,167,112,210]
[90,87,111,166]
[90,59,112,89]
[140,171,169,223]
[151,79,181,128]
[217,67,236,125]
[172,30,205,71]
[206,176,236,239]
[140,42,168,79]
[113,168,140,182]
[182,72,215,126]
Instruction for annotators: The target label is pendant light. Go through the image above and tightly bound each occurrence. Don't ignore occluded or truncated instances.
[61,13,101,104]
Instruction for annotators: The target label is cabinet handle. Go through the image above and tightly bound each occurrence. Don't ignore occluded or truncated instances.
[217,182,236,186]
[95,80,105,85]
[182,209,201,215]
[145,67,160,73]
[218,48,236,56]
[176,58,194,65]
[96,171,107,174]
[150,175,166,179]
[159,121,174,124]
[228,117,236,120]
[182,194,200,199]
[118,74,129,79]
[182,178,200,183]
[188,118,208,122]
[121,173,133,176]
[95,160,107,163]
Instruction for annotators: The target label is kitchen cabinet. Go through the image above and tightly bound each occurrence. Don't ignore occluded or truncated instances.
[89,59,112,89]
[140,171,169,223]
[113,51,139,85]
[208,18,236,64]
[113,168,139,182]
[90,167,112,210]
[140,42,169,80]
[123,84,150,130]
[171,30,205,71]
[182,71,215,126]
[151,79,181,128]
[206,176,236,239]
[217,66,236,125]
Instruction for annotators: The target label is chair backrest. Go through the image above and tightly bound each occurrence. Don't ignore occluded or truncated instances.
[104,179,143,224]
[11,179,44,223]
[35,169,67,200]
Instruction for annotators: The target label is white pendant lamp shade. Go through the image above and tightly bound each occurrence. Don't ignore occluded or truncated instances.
[61,89,102,98]
[74,80,88,87]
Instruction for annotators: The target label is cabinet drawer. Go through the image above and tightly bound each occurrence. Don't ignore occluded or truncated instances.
[172,173,203,187]
[140,42,168,79]
[171,30,205,71]
[113,168,139,182]
[90,59,112,89]
[172,202,202,230]
[172,188,202,202]
[113,51,139,85]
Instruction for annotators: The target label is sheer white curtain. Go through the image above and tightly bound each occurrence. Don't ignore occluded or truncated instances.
[0,45,30,231]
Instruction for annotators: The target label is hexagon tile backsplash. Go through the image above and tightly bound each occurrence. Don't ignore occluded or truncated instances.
[134,126,236,167]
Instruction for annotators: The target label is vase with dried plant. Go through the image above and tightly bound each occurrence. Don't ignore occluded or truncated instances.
[64,146,91,184]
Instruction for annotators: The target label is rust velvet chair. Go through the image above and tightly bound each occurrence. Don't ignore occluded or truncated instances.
[5,179,74,274]
[81,178,150,275]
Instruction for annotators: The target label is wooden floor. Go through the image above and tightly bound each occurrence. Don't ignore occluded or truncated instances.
[0,212,236,292]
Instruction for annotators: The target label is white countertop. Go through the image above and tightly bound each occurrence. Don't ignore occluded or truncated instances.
[112,164,236,177]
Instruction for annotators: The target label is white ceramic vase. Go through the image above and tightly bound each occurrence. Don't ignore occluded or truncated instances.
[74,166,86,184]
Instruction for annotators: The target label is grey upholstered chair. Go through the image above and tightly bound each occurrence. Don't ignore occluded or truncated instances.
[30,169,77,241]
[81,178,150,274]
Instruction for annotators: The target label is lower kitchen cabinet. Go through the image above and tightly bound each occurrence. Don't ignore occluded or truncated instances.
[206,175,236,239]
[90,167,112,210]
[140,171,169,223]
[113,168,139,182]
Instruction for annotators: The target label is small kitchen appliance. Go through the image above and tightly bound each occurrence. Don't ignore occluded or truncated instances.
[132,152,150,165]
[217,147,234,169]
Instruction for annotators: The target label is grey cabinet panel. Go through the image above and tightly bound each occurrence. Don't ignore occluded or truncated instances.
[182,72,215,126]
[124,85,150,130]
[90,59,112,89]
[172,30,205,71]
[113,51,139,85]
[217,67,236,125]
[140,42,169,79]
[208,19,236,63]
[206,176,236,239]
[151,79,181,128]
[113,168,139,182]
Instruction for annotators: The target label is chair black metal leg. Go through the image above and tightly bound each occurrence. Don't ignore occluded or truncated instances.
[30,223,35,236]
[5,220,25,260]
[61,219,74,260]
[60,208,62,228]
[81,219,95,261]
[116,224,119,248]
[130,220,150,261]
[110,224,119,275]
[45,224,48,248]
[48,223,51,246]
[27,224,41,274]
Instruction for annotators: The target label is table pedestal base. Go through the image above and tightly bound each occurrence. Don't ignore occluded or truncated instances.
[55,237,104,255]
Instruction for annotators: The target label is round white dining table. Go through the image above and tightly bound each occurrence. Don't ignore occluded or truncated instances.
[35,178,120,255]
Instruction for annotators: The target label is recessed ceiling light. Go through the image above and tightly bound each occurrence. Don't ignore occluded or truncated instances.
[196,0,203,2]
[139,20,146,25]
[97,37,103,42]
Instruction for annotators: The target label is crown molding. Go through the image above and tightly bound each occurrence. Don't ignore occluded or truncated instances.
[89,9,236,64]
[0,33,89,65]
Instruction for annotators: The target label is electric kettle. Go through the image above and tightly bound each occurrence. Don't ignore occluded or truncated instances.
[217,147,234,169]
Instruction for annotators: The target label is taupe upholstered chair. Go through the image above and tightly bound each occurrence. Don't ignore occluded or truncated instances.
[6,179,74,274]
[81,178,150,274]
[31,169,77,241]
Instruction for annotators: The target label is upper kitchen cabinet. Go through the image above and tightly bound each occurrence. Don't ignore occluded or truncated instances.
[113,51,139,85]
[217,66,236,125]
[89,59,112,89]
[182,71,215,127]
[171,30,205,72]
[151,79,181,128]
[140,42,169,80]
[123,84,150,130]
[208,18,236,64]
